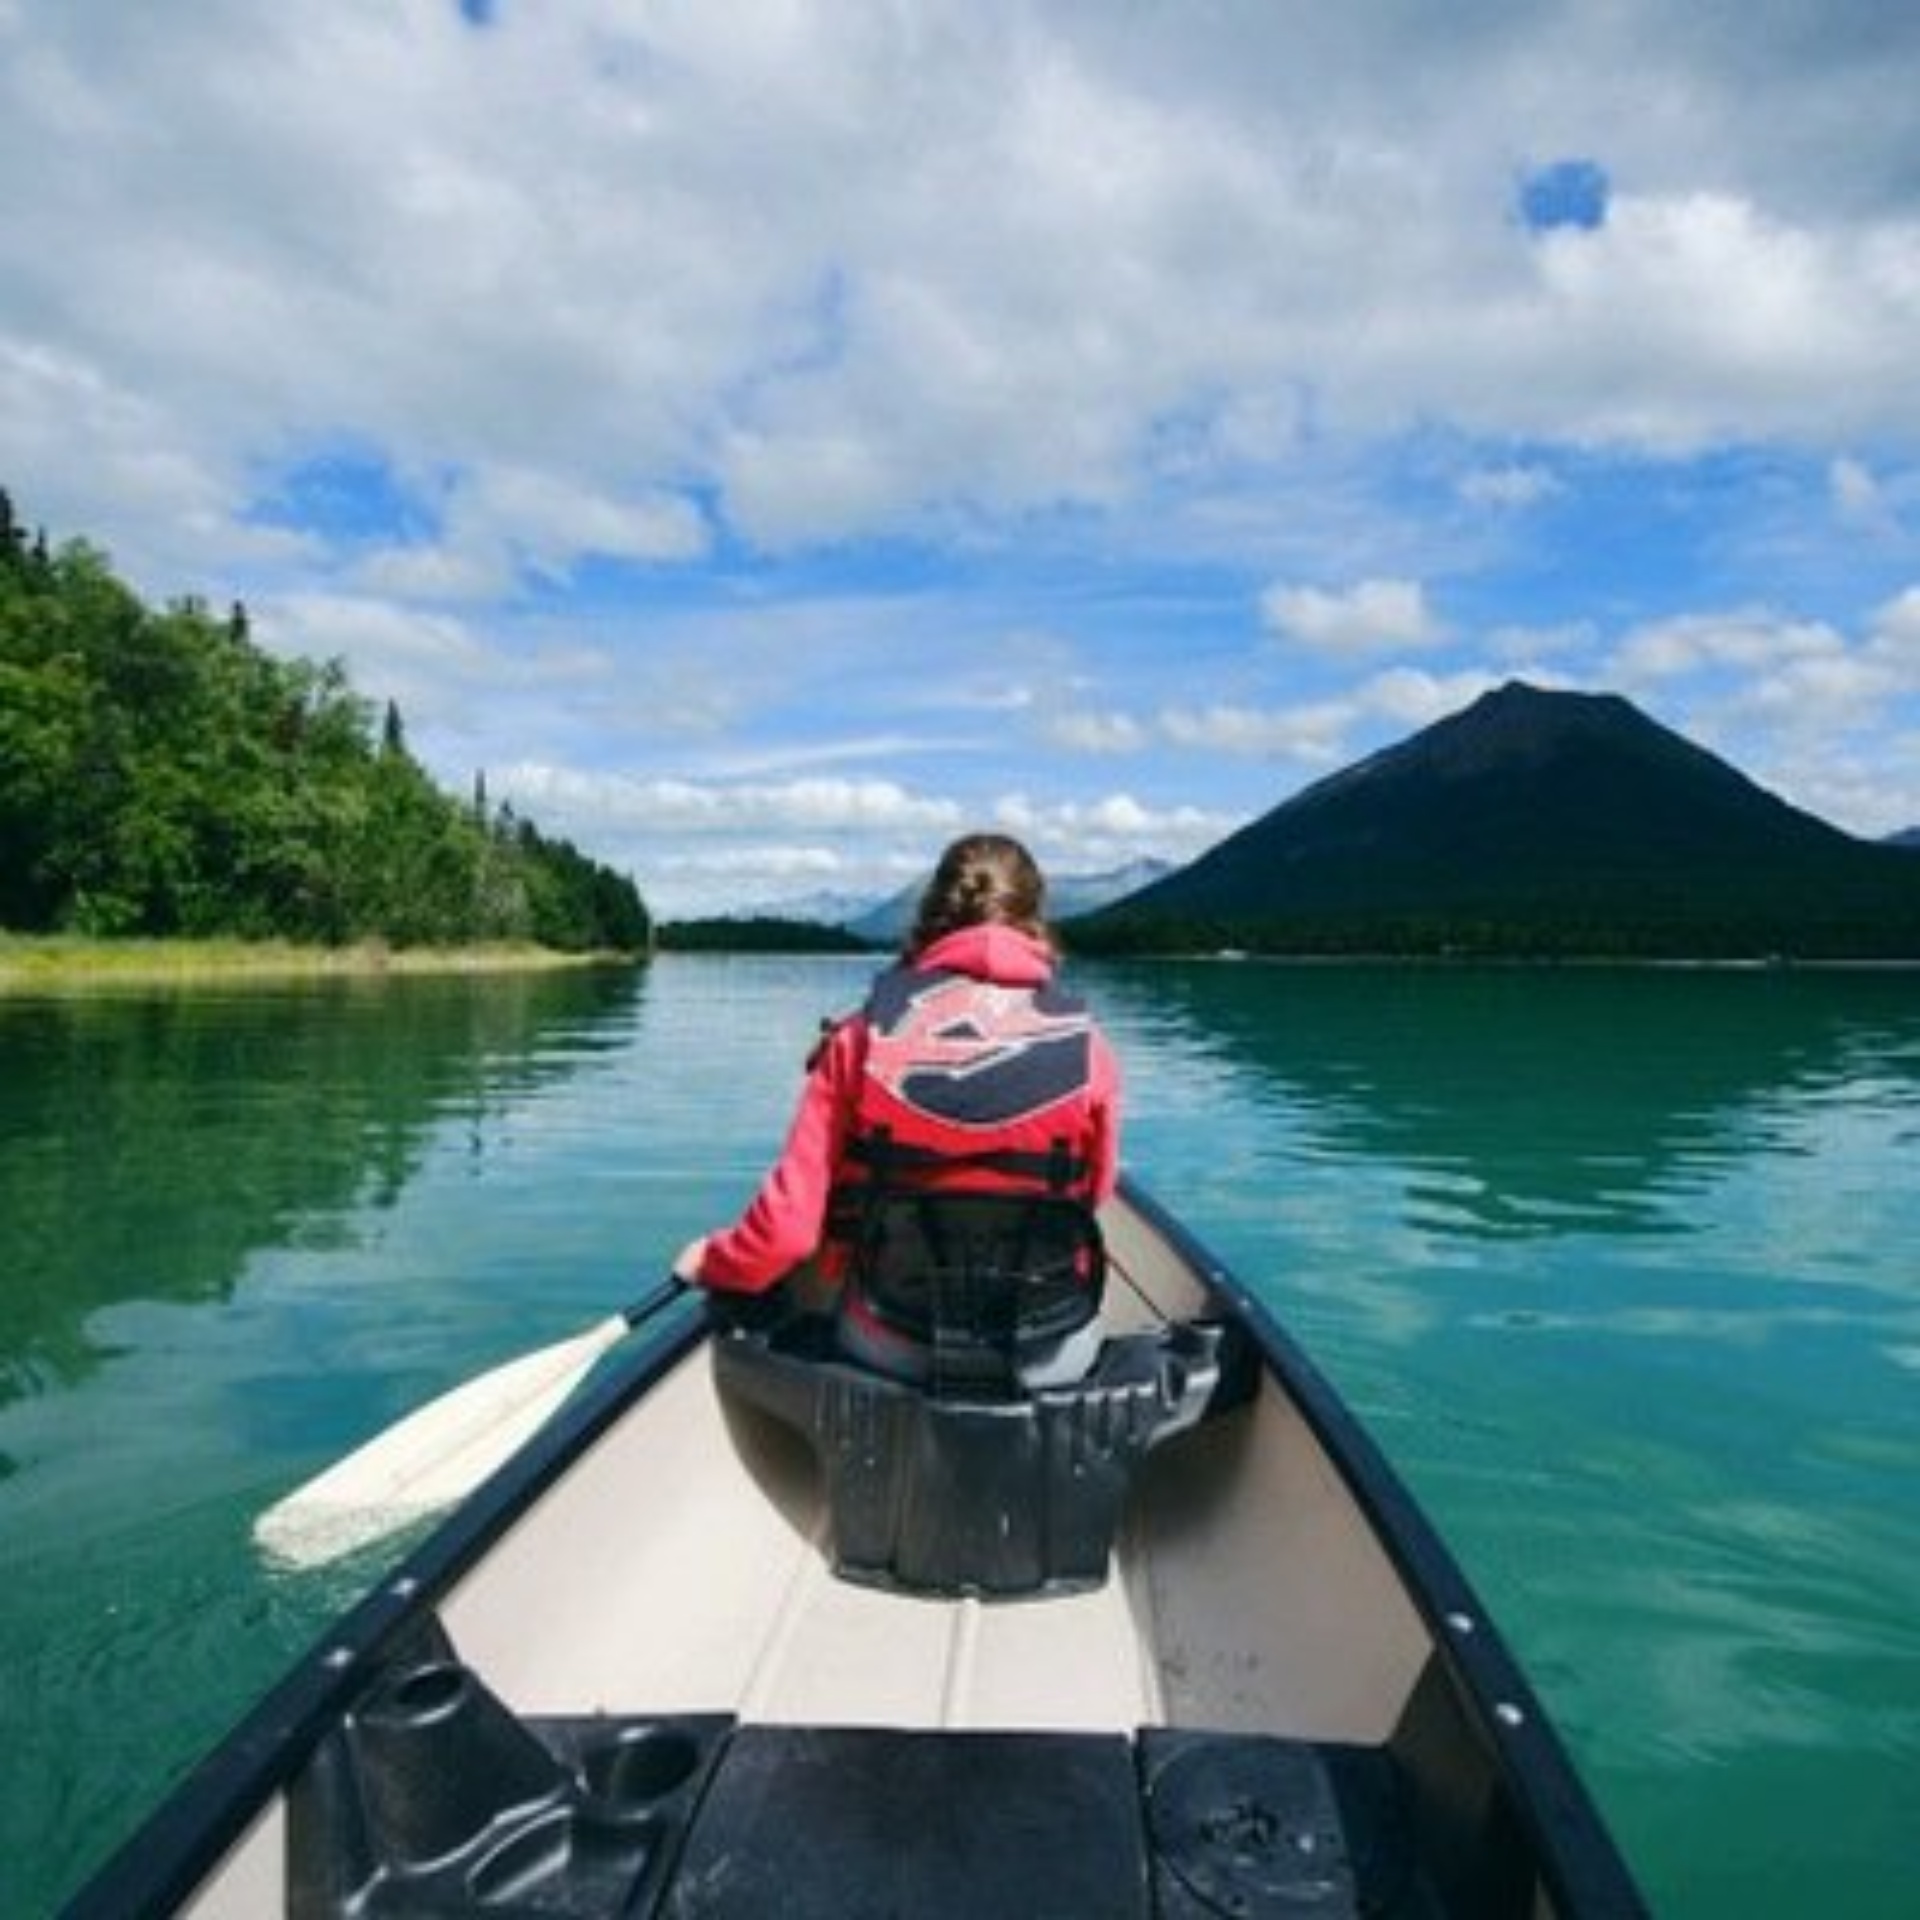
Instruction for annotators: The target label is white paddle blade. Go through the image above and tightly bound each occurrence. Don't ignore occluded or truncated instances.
[254,1313,630,1569]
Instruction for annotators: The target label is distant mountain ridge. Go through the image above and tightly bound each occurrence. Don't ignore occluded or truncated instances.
[738,888,882,928]
[1078,682,1920,959]
[832,857,1174,945]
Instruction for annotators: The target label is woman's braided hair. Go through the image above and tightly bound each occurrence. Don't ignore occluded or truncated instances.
[908,833,1049,956]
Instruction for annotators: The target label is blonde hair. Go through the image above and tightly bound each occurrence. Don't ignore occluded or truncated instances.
[909,834,1049,955]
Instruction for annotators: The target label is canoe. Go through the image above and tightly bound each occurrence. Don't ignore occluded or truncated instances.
[65,1177,1648,1918]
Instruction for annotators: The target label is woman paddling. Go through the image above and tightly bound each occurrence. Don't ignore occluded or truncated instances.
[673,832,1123,1384]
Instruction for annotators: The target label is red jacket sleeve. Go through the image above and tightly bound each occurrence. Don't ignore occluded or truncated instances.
[1085,1026,1123,1204]
[698,1018,864,1293]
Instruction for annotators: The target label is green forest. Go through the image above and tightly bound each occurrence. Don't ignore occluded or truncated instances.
[658,915,876,953]
[0,487,648,951]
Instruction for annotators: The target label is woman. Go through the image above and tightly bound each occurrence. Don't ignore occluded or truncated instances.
[673,833,1123,1382]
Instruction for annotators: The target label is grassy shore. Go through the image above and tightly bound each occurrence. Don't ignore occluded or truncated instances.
[0,934,641,993]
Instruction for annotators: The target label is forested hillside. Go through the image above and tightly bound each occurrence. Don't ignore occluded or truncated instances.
[0,488,648,951]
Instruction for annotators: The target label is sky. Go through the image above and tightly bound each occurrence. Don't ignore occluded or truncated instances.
[3,1,1919,916]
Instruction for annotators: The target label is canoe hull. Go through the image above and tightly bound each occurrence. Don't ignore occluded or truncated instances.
[69,1180,1647,1918]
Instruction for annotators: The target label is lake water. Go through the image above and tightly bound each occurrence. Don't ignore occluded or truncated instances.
[2,956,1915,1917]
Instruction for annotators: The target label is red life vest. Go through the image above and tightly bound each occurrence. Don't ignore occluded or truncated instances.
[840,962,1100,1200]
[830,962,1105,1370]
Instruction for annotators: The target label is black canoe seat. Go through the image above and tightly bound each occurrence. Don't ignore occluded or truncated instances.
[712,1313,1234,1599]
[289,1670,1438,1918]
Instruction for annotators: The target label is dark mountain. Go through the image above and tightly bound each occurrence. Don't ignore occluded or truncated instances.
[1888,828,1920,851]
[1076,682,1920,959]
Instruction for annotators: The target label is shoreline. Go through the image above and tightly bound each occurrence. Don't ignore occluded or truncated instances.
[0,935,644,994]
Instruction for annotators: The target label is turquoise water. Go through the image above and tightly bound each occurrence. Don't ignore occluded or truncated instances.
[1,957,1915,1916]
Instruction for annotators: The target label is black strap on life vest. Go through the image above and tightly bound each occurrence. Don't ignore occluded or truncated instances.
[842,1127,1089,1194]
[836,1127,1103,1396]
[849,1189,1106,1396]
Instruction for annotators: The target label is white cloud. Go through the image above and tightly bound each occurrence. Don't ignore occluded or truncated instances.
[255,591,623,774]
[1046,710,1148,754]
[1829,456,1887,525]
[12,4,1920,580]
[1612,609,1849,681]
[346,471,708,604]
[1458,464,1563,510]
[473,470,709,571]
[262,592,507,693]
[1487,621,1596,666]
[495,765,962,839]
[1260,578,1443,655]
[1508,192,1920,449]
[1615,610,1886,728]
[987,791,1236,880]
[1160,666,1505,771]
[488,760,1236,915]
[355,541,512,604]
[1599,597,1920,836]
[1358,666,1507,728]
[1869,586,1920,659]
[1161,702,1348,763]
[1737,651,1897,727]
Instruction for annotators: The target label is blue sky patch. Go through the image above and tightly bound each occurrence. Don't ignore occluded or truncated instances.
[248,449,439,548]
[1518,159,1610,232]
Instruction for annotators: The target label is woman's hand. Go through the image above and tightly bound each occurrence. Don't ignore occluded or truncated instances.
[672,1236,709,1283]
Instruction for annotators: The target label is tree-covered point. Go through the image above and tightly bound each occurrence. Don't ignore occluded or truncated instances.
[0,486,648,951]
[658,916,877,954]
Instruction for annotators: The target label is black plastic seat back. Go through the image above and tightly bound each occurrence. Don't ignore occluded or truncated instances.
[847,1189,1105,1394]
[712,1319,1232,1598]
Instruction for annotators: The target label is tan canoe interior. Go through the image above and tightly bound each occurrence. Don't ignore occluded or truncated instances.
[169,1192,1634,1920]
[436,1198,1436,1748]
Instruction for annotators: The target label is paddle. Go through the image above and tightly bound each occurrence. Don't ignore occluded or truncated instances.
[254,1277,692,1570]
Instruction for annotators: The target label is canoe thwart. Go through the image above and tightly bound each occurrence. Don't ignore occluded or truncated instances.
[712,1317,1239,1599]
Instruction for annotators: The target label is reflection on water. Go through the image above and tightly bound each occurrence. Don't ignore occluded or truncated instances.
[1090,961,1920,1240]
[0,968,647,1408]
[0,965,662,1916]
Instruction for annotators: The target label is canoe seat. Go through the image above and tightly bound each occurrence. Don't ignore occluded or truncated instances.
[290,1675,1426,1918]
[712,1315,1238,1598]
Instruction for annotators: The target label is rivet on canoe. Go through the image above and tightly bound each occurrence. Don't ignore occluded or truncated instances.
[1494,1702,1525,1729]
[1445,1611,1475,1634]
